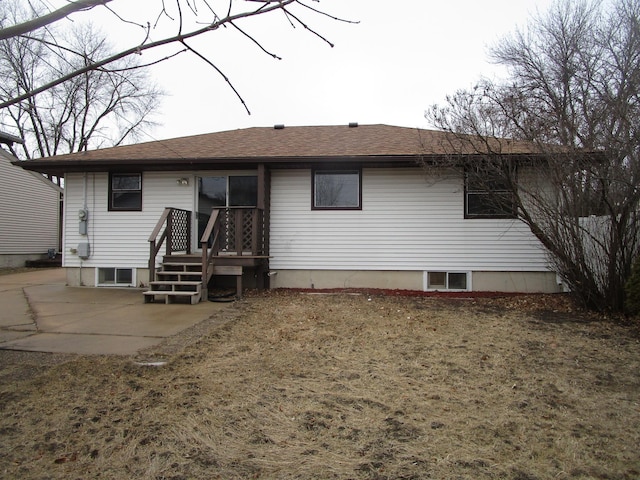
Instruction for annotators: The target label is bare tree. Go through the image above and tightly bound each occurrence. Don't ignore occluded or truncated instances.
[426,0,640,313]
[0,0,354,111]
[0,2,162,184]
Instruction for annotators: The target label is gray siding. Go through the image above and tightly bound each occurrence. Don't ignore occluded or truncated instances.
[0,149,60,255]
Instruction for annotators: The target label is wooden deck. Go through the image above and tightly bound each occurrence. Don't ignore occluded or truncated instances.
[145,207,269,303]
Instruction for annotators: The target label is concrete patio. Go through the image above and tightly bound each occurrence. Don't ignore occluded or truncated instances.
[0,268,232,355]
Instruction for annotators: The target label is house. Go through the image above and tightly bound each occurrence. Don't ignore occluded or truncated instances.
[14,124,562,302]
[0,132,62,268]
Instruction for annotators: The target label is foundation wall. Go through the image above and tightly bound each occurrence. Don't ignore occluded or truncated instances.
[65,267,150,288]
[269,269,562,293]
[65,268,562,294]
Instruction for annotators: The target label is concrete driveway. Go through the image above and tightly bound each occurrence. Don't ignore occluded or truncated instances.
[0,269,231,355]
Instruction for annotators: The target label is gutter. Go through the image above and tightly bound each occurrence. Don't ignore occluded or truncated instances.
[11,154,429,175]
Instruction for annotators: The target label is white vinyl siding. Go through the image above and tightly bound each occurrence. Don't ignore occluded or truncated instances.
[0,150,60,255]
[269,168,550,272]
[63,172,194,268]
[62,166,552,274]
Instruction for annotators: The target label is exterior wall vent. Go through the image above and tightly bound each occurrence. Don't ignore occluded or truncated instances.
[274,124,285,130]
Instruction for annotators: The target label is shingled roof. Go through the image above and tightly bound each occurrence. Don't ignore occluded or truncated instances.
[15,124,539,174]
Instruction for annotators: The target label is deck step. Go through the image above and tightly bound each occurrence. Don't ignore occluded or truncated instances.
[145,255,251,304]
[145,258,204,303]
[143,290,201,305]
[156,274,202,283]
[161,262,203,268]
[143,290,200,296]
[156,270,202,276]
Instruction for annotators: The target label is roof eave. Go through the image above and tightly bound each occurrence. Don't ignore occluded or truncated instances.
[13,154,431,175]
[0,131,24,146]
[13,151,552,176]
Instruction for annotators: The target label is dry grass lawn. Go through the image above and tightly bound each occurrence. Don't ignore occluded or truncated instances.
[1,290,639,479]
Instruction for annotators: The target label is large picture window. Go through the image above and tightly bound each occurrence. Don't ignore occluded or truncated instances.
[313,170,361,210]
[109,173,142,211]
[465,168,516,219]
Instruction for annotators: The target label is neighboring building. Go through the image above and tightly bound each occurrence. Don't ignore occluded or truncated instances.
[15,124,562,302]
[0,132,62,268]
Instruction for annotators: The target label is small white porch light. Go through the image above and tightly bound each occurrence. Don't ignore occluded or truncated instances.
[176,177,189,186]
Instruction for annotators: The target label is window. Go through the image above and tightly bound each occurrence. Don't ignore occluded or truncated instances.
[109,173,142,211]
[229,176,258,206]
[98,268,134,286]
[313,170,361,209]
[426,271,468,291]
[198,175,257,208]
[197,175,258,247]
[465,168,516,219]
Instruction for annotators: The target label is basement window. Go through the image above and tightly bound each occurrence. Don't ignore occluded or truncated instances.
[98,268,134,286]
[426,271,469,291]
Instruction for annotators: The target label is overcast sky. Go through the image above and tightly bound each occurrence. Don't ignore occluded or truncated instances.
[72,0,556,141]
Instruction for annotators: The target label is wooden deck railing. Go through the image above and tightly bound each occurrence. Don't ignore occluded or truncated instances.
[218,207,266,255]
[199,207,266,297]
[148,207,192,282]
[149,207,265,297]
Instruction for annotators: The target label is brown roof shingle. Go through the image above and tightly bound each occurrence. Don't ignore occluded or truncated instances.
[15,124,539,174]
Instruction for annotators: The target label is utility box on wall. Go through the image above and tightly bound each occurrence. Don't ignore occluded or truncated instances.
[77,242,90,259]
[78,208,89,235]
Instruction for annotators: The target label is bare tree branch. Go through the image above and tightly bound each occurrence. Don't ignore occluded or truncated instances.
[180,39,250,115]
[1,13,163,163]
[281,7,335,47]
[298,1,360,24]
[0,0,300,109]
[0,0,113,40]
[426,0,640,313]
[230,21,282,60]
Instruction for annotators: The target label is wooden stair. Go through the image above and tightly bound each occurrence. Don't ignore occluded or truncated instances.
[143,255,248,304]
[143,261,203,304]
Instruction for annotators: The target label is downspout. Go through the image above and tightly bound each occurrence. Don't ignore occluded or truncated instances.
[83,172,88,212]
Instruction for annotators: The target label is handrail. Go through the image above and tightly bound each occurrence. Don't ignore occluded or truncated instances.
[148,207,192,284]
[148,208,171,242]
[200,208,220,245]
[201,209,222,299]
[148,207,265,298]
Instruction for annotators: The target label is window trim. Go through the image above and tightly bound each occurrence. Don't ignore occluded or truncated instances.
[464,167,517,219]
[424,271,470,291]
[109,172,142,212]
[311,168,362,211]
[96,267,135,287]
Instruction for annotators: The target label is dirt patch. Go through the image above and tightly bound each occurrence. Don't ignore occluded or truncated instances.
[1,291,639,479]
